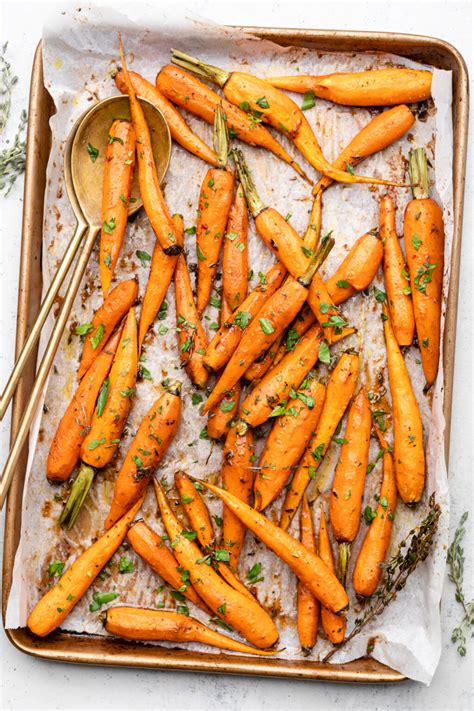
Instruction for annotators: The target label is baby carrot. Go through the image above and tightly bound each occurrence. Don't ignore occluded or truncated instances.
[221,422,255,570]
[156,64,310,183]
[105,607,278,656]
[118,35,182,255]
[81,309,138,468]
[254,377,326,511]
[196,106,235,315]
[243,334,283,382]
[271,305,316,369]
[329,388,372,583]
[77,278,138,380]
[195,479,349,614]
[297,496,319,653]
[47,327,123,483]
[383,306,425,505]
[404,147,444,388]
[223,183,249,312]
[27,497,143,637]
[104,381,182,528]
[319,507,346,645]
[380,195,415,346]
[99,119,136,296]
[127,521,209,613]
[325,231,383,305]
[115,70,217,166]
[280,352,359,531]
[304,191,322,247]
[154,480,279,648]
[268,68,432,106]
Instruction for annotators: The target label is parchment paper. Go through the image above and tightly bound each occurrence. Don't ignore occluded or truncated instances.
[6,3,453,685]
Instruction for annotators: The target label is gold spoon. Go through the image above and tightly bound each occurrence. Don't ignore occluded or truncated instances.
[0,95,171,507]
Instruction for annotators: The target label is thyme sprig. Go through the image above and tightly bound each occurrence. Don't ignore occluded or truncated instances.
[323,494,441,662]
[447,511,474,656]
[0,43,17,132]
[0,44,27,195]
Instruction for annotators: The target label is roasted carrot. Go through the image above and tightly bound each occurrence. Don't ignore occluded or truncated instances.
[313,105,415,195]
[203,262,286,372]
[280,352,359,531]
[240,324,324,428]
[254,377,326,511]
[105,607,278,655]
[404,147,444,387]
[47,327,122,483]
[104,381,182,528]
[118,36,182,255]
[223,183,249,312]
[325,231,383,305]
[268,68,432,106]
[304,191,322,247]
[171,51,404,188]
[195,106,235,315]
[115,70,217,166]
[156,64,310,183]
[297,496,319,653]
[195,479,349,614]
[202,240,334,415]
[27,497,143,637]
[329,388,372,584]
[77,279,138,380]
[319,507,346,645]
[221,422,255,570]
[380,195,415,346]
[154,480,279,648]
[99,119,136,296]
[271,305,316,369]
[127,521,209,613]
[81,309,138,468]
[243,334,282,382]
[383,306,425,505]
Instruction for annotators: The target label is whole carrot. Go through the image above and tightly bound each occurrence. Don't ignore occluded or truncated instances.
[404,147,444,387]
[99,119,136,296]
[383,307,425,505]
[280,352,359,531]
[223,183,249,312]
[104,381,182,528]
[268,68,432,106]
[221,422,255,570]
[77,278,137,380]
[380,195,415,346]
[297,496,320,653]
[243,334,283,382]
[115,70,217,166]
[304,191,322,247]
[195,106,235,315]
[105,607,278,656]
[254,377,326,511]
[319,507,346,645]
[27,497,143,637]
[47,327,122,483]
[325,231,383,305]
[118,36,182,255]
[329,388,372,583]
[127,521,209,613]
[81,309,138,468]
[156,64,310,183]
[154,480,279,648]
[195,479,349,614]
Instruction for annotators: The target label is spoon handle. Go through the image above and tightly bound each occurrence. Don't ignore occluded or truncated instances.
[0,220,88,420]
[0,222,98,509]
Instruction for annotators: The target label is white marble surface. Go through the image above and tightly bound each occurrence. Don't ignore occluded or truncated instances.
[0,1,472,709]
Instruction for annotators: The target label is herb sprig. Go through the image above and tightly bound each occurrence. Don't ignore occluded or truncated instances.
[447,511,474,656]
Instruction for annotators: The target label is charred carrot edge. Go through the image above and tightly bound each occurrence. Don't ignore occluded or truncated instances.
[118,35,182,256]
[115,70,218,166]
[383,305,425,505]
[104,381,182,529]
[297,496,320,653]
[77,279,138,380]
[47,327,122,482]
[319,507,346,645]
[223,183,249,312]
[380,195,415,346]
[280,352,360,531]
[105,607,278,656]
[325,231,384,304]
[99,119,136,297]
[81,309,138,468]
[27,497,143,637]
[154,480,279,649]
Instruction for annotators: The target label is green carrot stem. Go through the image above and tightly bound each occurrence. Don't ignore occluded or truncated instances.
[171,49,230,88]
[409,147,430,200]
[298,237,335,287]
[231,148,265,217]
[59,464,95,529]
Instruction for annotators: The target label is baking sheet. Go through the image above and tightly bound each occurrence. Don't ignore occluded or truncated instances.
[5,3,453,685]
